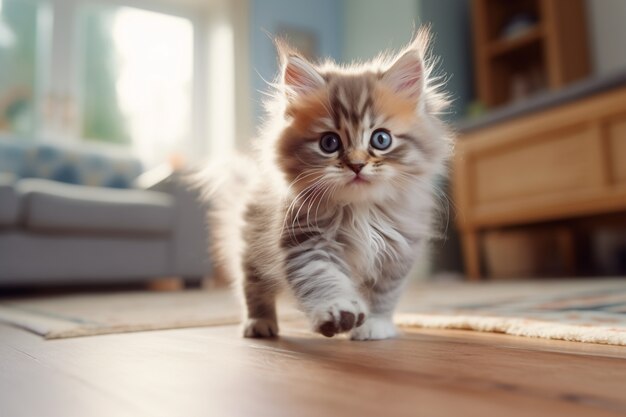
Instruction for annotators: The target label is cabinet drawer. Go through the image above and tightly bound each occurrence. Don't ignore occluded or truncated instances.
[473,125,601,204]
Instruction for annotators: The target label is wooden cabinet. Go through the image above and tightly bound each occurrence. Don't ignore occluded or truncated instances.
[453,86,626,280]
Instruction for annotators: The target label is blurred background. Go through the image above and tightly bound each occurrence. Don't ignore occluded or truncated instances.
[1,0,625,289]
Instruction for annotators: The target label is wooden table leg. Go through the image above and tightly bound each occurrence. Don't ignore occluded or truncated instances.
[461,231,482,281]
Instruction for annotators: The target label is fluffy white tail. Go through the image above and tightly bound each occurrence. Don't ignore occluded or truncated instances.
[192,153,258,284]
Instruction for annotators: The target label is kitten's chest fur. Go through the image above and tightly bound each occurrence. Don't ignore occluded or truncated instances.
[330,203,420,280]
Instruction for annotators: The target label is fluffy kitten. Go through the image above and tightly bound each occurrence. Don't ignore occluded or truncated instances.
[210,28,452,340]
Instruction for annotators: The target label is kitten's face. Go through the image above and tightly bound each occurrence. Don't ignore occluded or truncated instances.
[275,41,444,205]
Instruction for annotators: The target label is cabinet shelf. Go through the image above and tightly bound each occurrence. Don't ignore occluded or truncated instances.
[488,26,545,57]
[472,0,590,108]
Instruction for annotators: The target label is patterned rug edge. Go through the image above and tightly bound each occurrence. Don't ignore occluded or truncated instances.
[395,313,626,346]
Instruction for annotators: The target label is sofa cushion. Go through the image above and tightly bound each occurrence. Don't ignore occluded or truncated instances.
[17,179,175,235]
[0,173,20,226]
[0,137,143,188]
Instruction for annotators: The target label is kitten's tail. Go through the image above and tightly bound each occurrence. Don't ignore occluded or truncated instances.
[192,153,258,284]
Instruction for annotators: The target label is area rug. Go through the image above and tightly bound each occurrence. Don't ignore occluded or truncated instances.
[0,288,302,339]
[396,278,626,346]
[1,279,625,344]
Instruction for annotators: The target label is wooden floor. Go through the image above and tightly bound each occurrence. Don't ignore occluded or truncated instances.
[1,319,626,417]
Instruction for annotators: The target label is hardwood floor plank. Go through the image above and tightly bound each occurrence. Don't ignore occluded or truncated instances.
[3,321,626,417]
[0,326,149,417]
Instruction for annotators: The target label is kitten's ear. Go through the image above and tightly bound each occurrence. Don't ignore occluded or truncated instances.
[276,39,324,97]
[382,38,425,101]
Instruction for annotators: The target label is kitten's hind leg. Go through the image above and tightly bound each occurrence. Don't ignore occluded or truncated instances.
[241,267,279,338]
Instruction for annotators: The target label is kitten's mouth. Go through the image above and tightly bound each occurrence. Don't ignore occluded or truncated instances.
[349,175,370,185]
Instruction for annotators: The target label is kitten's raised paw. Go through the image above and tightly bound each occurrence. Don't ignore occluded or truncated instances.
[311,298,367,338]
[242,318,279,338]
[350,316,397,341]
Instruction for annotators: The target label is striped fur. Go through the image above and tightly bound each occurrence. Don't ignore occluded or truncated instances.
[209,28,453,340]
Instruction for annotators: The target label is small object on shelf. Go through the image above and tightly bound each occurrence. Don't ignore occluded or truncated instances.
[466,100,488,119]
[509,66,549,103]
[501,13,538,40]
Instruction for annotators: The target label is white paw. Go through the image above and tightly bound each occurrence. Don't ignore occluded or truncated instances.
[309,297,368,337]
[351,316,397,341]
[242,318,279,338]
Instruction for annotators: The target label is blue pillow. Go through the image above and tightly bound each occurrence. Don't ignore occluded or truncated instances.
[0,138,144,188]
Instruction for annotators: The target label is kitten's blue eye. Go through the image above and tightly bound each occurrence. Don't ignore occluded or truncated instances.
[370,129,392,150]
[320,133,341,153]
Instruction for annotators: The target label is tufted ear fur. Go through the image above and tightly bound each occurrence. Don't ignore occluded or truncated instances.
[381,41,424,102]
[276,39,324,98]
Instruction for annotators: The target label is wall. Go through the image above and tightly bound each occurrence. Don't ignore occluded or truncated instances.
[417,0,474,121]
[249,0,343,127]
[207,0,252,154]
[342,0,418,62]
[586,0,626,76]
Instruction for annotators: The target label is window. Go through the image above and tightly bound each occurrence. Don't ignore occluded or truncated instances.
[78,5,193,164]
[0,0,45,136]
[0,0,207,167]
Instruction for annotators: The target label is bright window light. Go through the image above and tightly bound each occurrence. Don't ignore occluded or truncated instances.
[80,6,193,166]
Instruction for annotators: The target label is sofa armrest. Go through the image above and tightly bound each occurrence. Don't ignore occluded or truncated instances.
[139,167,212,278]
[0,173,20,226]
[133,164,174,191]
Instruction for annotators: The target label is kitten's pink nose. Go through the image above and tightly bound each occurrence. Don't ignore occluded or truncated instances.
[347,162,365,174]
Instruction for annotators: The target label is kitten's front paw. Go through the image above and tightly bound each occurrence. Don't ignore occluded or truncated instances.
[350,316,397,341]
[242,318,279,338]
[311,298,367,338]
